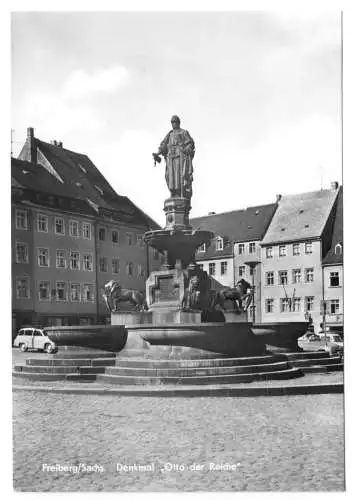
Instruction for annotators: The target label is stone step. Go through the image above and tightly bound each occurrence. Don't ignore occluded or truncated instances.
[12,371,97,382]
[113,354,283,369]
[25,358,116,367]
[14,365,106,374]
[97,367,303,386]
[48,350,116,359]
[291,356,342,367]
[282,351,331,360]
[105,360,291,377]
[300,364,343,374]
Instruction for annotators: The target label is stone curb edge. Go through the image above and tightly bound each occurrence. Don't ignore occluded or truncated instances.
[12,383,344,397]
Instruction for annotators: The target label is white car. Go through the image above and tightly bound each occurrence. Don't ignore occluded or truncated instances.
[13,328,58,353]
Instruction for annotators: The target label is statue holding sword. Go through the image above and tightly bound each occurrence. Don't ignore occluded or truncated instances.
[153,115,195,199]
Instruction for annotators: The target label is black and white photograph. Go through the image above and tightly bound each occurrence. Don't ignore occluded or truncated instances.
[7,2,349,493]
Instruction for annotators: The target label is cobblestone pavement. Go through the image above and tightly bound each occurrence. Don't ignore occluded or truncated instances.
[13,391,344,492]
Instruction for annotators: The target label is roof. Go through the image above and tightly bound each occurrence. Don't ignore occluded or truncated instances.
[261,188,339,245]
[323,186,343,265]
[17,134,160,229]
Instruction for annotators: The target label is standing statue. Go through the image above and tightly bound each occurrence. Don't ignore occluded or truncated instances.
[153,115,195,199]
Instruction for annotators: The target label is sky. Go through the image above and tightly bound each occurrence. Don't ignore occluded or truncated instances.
[11,11,342,226]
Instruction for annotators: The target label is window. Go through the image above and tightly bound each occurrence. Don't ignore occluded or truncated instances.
[292,297,301,312]
[112,258,120,274]
[216,237,224,251]
[292,269,301,284]
[305,296,314,312]
[99,257,108,272]
[126,262,133,276]
[39,281,50,301]
[137,235,144,247]
[82,283,94,302]
[38,248,49,267]
[37,214,48,233]
[83,253,93,271]
[265,247,273,258]
[293,243,300,256]
[69,220,79,238]
[266,272,274,286]
[126,233,134,246]
[220,261,228,275]
[305,242,313,254]
[55,218,65,235]
[265,299,274,313]
[15,242,28,264]
[56,282,67,301]
[70,251,80,270]
[153,248,159,260]
[209,263,216,276]
[238,265,246,277]
[99,227,106,241]
[280,298,290,313]
[56,250,66,269]
[16,277,30,299]
[279,245,287,257]
[112,230,119,244]
[330,272,340,287]
[70,283,81,302]
[138,264,145,277]
[82,222,91,239]
[249,242,256,254]
[15,209,28,230]
[238,243,245,255]
[305,268,314,283]
[198,243,206,253]
[279,270,288,285]
[330,299,340,314]
[335,243,342,255]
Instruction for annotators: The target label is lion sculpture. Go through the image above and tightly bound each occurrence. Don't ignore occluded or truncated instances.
[102,280,146,312]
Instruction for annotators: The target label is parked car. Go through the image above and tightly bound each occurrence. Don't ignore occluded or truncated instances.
[13,328,58,353]
[298,332,343,357]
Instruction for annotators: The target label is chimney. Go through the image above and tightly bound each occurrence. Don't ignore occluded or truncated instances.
[330,181,339,190]
[208,211,216,216]
[276,194,282,202]
[58,141,63,147]
[27,127,37,163]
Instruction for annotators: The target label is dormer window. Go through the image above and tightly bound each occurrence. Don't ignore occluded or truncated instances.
[198,243,206,253]
[78,163,87,174]
[216,236,224,251]
[335,243,342,255]
[95,185,104,195]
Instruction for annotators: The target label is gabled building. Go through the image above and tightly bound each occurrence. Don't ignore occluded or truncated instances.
[191,202,278,322]
[260,183,340,332]
[12,128,161,332]
[322,186,343,332]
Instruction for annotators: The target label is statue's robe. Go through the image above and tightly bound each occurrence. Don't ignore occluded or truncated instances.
[158,128,195,198]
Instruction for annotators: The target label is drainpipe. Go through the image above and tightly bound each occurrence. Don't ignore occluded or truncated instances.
[94,219,100,323]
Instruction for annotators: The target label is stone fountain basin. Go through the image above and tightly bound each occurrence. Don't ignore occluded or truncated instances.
[251,322,308,352]
[44,325,128,352]
[126,322,266,357]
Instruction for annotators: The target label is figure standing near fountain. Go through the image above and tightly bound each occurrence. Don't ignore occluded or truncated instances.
[153,115,195,199]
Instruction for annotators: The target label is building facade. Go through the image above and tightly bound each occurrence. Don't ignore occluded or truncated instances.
[12,129,161,334]
[260,186,340,332]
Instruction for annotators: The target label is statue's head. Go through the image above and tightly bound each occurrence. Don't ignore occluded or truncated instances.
[189,275,200,290]
[171,115,181,129]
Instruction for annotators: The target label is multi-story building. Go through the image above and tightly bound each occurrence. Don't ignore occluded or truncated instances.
[260,184,340,332]
[191,203,278,322]
[322,186,343,332]
[12,128,161,333]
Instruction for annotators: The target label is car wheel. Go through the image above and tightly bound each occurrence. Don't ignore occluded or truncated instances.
[19,343,28,352]
[44,344,55,354]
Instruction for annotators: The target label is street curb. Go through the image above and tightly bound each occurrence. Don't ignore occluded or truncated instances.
[12,383,344,397]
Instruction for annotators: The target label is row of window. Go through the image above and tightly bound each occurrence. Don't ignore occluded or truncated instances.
[265,269,314,285]
[15,277,95,302]
[265,242,313,258]
[264,297,340,314]
[198,240,257,254]
[202,262,254,278]
[15,210,145,247]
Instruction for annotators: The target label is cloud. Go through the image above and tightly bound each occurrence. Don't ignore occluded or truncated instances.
[62,65,130,100]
